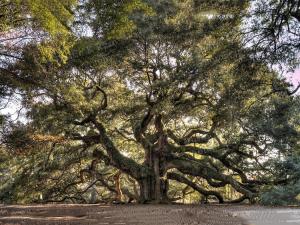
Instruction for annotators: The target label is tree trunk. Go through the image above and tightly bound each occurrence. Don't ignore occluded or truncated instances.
[130,113,171,203]
[138,174,168,203]
[139,145,169,203]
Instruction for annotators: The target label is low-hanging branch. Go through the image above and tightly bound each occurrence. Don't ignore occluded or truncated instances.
[167,172,224,203]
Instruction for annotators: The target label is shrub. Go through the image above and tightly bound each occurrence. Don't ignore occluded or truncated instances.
[260,181,300,206]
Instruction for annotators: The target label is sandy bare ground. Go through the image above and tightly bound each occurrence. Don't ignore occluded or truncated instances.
[0,204,247,225]
[228,205,300,225]
[3,204,300,225]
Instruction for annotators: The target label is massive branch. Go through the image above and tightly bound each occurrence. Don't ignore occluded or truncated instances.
[166,157,257,199]
[167,172,224,203]
[92,119,151,180]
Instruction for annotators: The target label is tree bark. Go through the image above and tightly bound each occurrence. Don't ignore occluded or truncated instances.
[113,171,123,202]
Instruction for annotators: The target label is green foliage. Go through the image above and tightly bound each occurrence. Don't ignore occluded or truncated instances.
[261,182,300,206]
[0,0,76,66]
[0,0,22,32]
[82,0,154,39]
[3,124,34,153]
[246,0,300,67]
[260,153,300,206]
[27,0,76,36]
[27,0,77,63]
[0,0,300,204]
[107,0,155,39]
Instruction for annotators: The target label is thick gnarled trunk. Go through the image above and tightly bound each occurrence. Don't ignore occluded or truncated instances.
[139,146,168,203]
[138,174,168,203]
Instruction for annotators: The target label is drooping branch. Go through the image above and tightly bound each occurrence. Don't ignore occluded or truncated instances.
[167,143,249,183]
[167,129,213,145]
[167,172,224,203]
[167,142,273,186]
[166,122,220,145]
[71,86,152,181]
[226,195,250,204]
[288,83,300,95]
[167,143,223,159]
[206,178,227,188]
[72,85,108,126]
[133,109,154,149]
[92,119,151,180]
[167,157,257,199]
[95,85,108,110]
[81,170,117,194]
[81,155,138,202]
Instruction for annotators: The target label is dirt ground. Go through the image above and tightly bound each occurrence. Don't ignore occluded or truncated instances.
[0,204,247,225]
[229,205,300,225]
